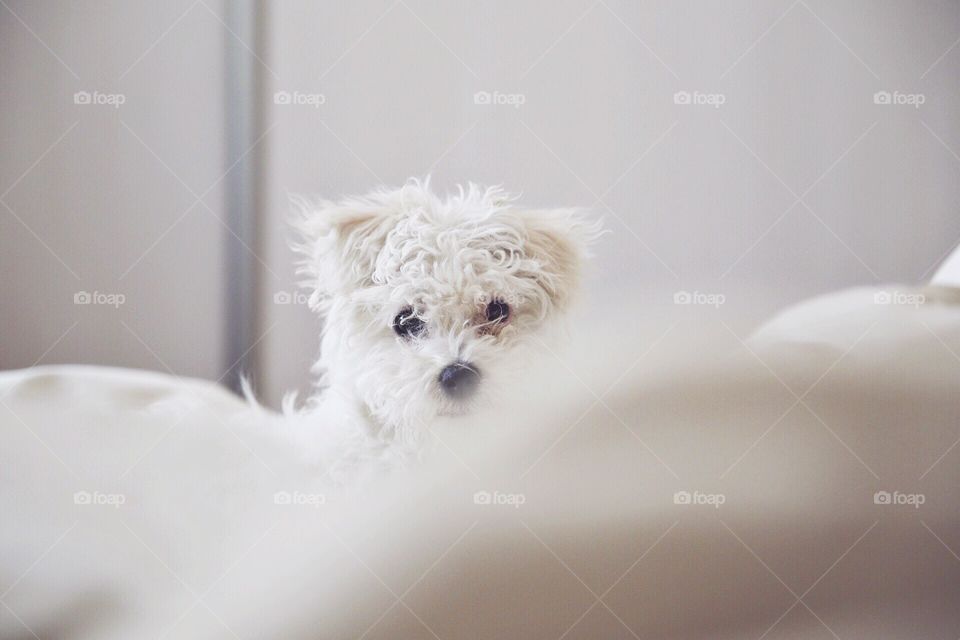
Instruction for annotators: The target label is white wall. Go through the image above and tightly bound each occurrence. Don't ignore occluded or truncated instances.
[3,2,959,404]
[1,1,230,379]
[258,0,960,405]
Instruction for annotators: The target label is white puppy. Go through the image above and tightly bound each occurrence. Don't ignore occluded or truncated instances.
[278,179,600,468]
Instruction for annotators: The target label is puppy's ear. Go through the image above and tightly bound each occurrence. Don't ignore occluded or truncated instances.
[519,209,604,310]
[292,196,396,307]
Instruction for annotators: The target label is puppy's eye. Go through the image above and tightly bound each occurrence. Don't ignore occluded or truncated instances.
[393,307,425,338]
[485,300,510,324]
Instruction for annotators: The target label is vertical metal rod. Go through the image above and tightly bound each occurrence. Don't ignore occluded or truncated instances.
[222,0,260,393]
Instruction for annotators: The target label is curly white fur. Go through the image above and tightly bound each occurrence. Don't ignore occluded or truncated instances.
[275,178,601,474]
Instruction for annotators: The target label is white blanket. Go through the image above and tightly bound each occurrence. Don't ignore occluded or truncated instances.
[2,286,959,639]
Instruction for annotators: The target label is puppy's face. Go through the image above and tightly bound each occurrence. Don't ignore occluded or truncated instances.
[297,181,597,439]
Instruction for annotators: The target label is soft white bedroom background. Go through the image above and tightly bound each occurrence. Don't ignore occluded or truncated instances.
[258,0,960,404]
[2,1,960,406]
[1,1,231,379]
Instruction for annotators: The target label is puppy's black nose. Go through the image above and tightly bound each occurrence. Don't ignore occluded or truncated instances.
[438,362,480,399]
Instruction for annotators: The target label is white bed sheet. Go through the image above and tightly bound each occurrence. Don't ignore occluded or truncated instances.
[1,285,959,639]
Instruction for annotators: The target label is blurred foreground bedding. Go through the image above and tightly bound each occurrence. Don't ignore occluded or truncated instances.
[1,284,959,639]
